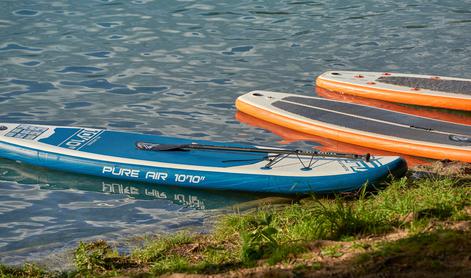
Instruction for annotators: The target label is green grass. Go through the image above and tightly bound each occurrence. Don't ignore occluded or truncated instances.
[131,232,194,264]
[221,176,469,245]
[0,264,49,278]
[2,172,470,277]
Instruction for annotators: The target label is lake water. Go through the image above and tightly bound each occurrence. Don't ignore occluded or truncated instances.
[0,0,470,266]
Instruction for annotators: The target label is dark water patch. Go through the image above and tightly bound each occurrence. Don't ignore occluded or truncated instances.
[108,121,141,128]
[108,86,169,95]
[4,79,56,98]
[107,35,125,40]
[20,61,41,67]
[188,26,203,31]
[250,11,291,15]
[12,9,40,16]
[385,46,415,51]
[126,104,154,110]
[336,5,361,10]
[403,24,429,29]
[57,66,104,74]
[344,14,382,20]
[132,86,169,94]
[0,43,42,52]
[178,132,209,138]
[163,90,195,97]
[294,79,314,85]
[222,45,254,55]
[450,9,471,14]
[292,30,311,37]
[288,1,324,6]
[0,21,13,27]
[450,48,465,53]
[96,22,121,28]
[108,88,141,95]
[85,73,107,79]
[352,41,380,47]
[194,78,233,85]
[62,35,77,40]
[1,112,35,119]
[273,18,290,24]
[172,8,189,14]
[254,37,287,42]
[60,79,124,90]
[232,46,254,53]
[157,110,212,117]
[1,119,77,126]
[63,102,92,109]
[447,19,471,24]
[207,103,233,109]
[200,11,244,17]
[132,0,151,4]
[98,0,123,6]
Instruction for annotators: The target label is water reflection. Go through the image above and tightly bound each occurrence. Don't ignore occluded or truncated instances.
[0,158,258,211]
[0,158,260,265]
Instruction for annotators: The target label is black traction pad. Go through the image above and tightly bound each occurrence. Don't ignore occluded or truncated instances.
[376,76,471,95]
[272,96,471,147]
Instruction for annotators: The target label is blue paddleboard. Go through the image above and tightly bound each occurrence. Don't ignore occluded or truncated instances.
[0,123,406,194]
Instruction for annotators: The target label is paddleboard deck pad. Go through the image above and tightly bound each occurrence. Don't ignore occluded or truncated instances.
[236,91,471,162]
[0,123,405,194]
[316,71,471,111]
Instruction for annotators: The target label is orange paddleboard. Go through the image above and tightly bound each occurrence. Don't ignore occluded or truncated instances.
[316,71,471,111]
[236,91,471,162]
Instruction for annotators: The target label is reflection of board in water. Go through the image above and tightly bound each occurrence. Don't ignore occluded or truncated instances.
[0,158,259,210]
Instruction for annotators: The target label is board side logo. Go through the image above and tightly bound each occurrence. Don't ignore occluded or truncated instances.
[60,129,102,150]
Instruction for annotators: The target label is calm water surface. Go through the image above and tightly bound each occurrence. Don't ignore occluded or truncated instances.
[0,0,470,266]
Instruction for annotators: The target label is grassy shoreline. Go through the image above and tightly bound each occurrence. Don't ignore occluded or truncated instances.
[1,161,470,277]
